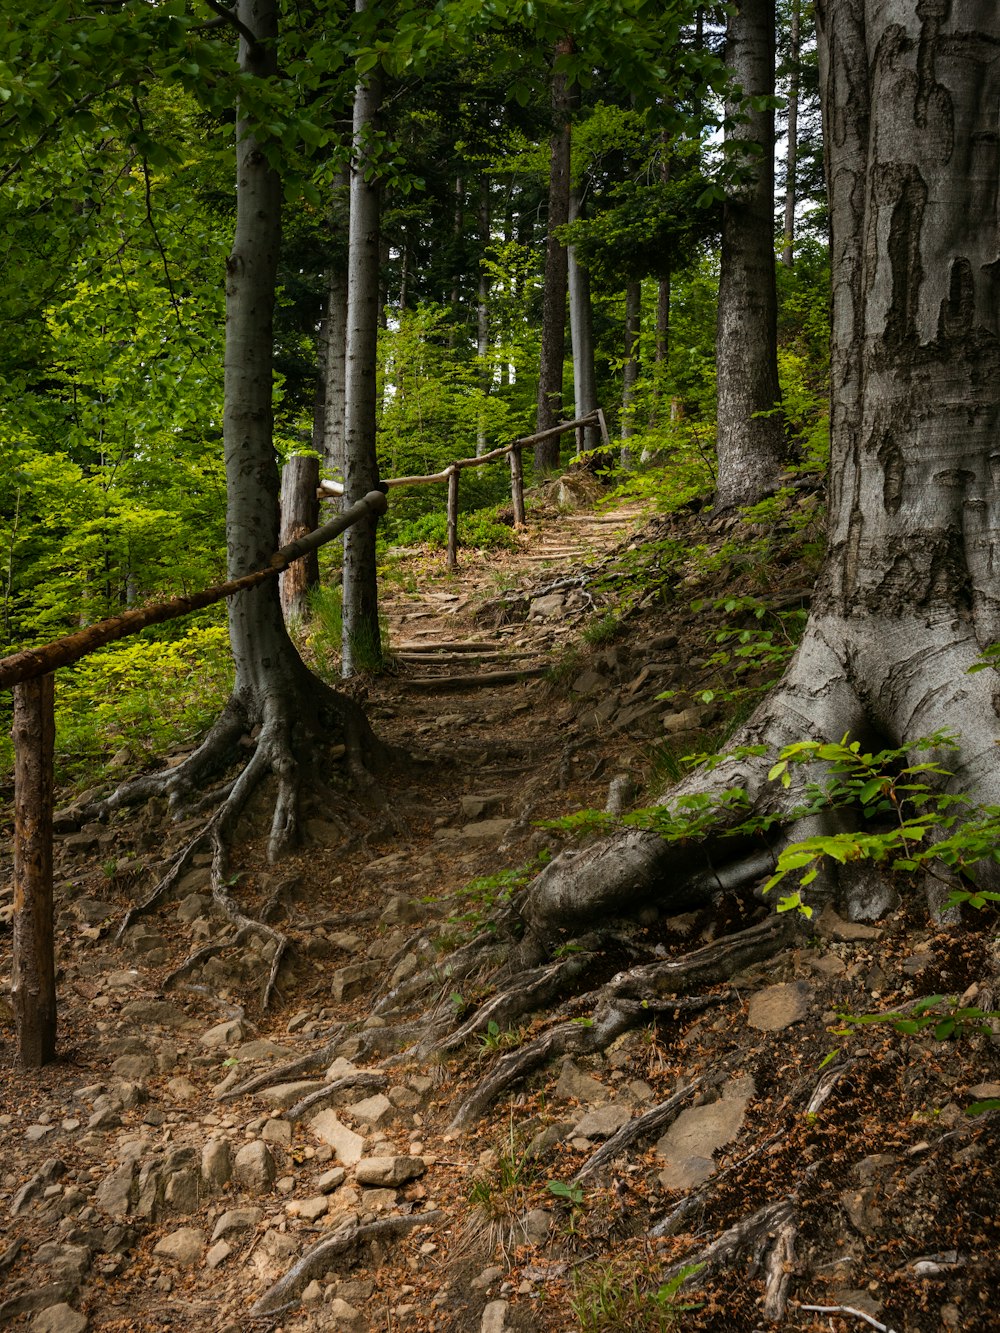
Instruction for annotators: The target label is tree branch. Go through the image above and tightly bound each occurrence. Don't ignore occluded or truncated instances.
[203,0,261,52]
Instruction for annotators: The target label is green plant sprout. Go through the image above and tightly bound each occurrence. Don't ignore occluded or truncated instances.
[478,1019,523,1054]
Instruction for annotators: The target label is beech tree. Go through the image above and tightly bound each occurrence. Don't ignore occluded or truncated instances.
[534,38,574,469]
[714,0,786,510]
[341,0,384,676]
[516,0,1000,951]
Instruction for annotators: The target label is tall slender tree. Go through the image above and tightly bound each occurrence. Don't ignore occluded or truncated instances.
[781,0,801,268]
[535,37,573,470]
[714,0,785,510]
[341,0,384,676]
[566,185,601,452]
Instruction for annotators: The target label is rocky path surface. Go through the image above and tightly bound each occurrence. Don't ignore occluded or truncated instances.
[1,485,998,1333]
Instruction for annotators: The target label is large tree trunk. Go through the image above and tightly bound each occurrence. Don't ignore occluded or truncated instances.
[90,0,383,865]
[714,0,786,510]
[535,38,572,470]
[523,0,1000,941]
[341,2,383,677]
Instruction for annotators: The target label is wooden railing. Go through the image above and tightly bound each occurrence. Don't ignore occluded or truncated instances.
[0,490,388,1069]
[320,409,610,570]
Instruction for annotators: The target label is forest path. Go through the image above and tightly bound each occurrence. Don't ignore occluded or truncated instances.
[366,491,653,829]
[377,493,649,684]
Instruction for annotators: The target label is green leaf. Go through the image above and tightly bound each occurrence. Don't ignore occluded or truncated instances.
[966,1099,1000,1115]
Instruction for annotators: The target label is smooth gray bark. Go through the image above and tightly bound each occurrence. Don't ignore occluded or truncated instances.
[476,178,491,455]
[781,0,801,269]
[321,167,350,483]
[341,3,383,677]
[714,0,786,510]
[535,38,573,470]
[567,187,601,453]
[622,279,642,458]
[525,0,1000,938]
[224,0,303,696]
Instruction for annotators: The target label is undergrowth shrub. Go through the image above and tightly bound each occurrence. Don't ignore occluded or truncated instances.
[0,625,233,788]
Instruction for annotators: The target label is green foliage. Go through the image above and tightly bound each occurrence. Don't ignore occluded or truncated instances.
[478,1019,524,1053]
[562,167,722,286]
[570,1258,704,1331]
[547,1178,585,1206]
[377,304,512,504]
[0,627,233,787]
[446,856,549,933]
[298,583,390,678]
[388,507,519,554]
[582,611,623,646]
[759,733,987,914]
[832,995,1000,1044]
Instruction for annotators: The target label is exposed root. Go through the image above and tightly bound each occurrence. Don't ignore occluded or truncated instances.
[117,825,215,937]
[448,993,717,1133]
[220,1040,342,1101]
[608,914,802,1000]
[283,1072,388,1124]
[107,685,386,1007]
[762,1213,797,1322]
[572,1077,705,1184]
[249,1210,445,1318]
[447,914,796,1130]
[651,1058,855,1242]
[661,1196,797,1286]
[372,926,517,1022]
[806,1059,855,1115]
[432,952,597,1055]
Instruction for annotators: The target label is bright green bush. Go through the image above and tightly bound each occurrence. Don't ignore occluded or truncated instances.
[0,626,234,787]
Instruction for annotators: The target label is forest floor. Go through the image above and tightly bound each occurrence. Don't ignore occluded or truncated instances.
[1,475,998,1333]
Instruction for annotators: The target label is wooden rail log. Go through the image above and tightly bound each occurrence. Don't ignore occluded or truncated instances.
[0,490,388,689]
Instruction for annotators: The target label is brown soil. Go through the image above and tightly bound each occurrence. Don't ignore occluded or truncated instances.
[1,480,998,1333]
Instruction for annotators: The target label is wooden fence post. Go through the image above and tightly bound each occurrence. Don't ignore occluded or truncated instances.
[596,407,611,450]
[12,673,57,1067]
[509,446,525,527]
[446,465,460,571]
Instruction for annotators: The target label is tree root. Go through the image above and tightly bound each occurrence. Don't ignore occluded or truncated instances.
[372,923,519,1024]
[762,1212,797,1323]
[220,1039,343,1101]
[249,1210,445,1318]
[572,1076,705,1184]
[447,911,796,1129]
[661,1196,797,1287]
[650,1057,854,1244]
[448,992,722,1133]
[283,1072,388,1124]
[432,952,597,1055]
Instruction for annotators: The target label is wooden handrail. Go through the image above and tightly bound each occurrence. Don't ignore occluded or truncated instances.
[0,490,388,691]
[317,410,603,498]
[317,410,605,570]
